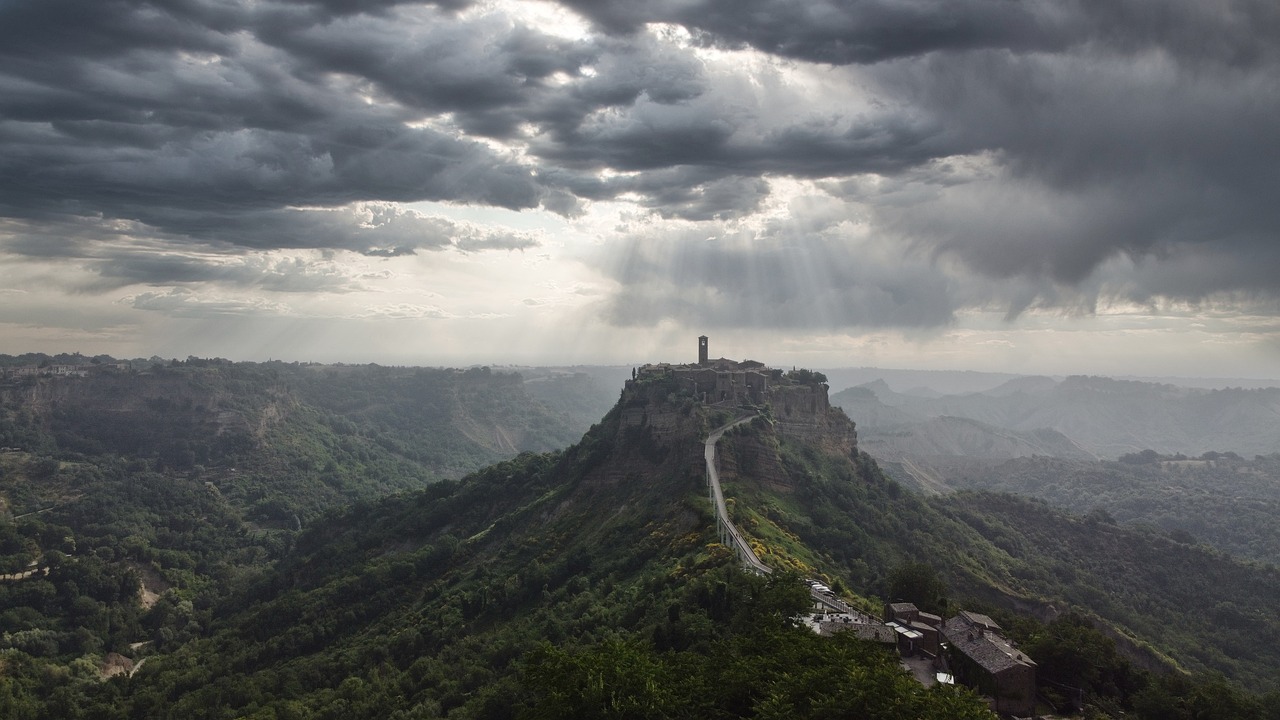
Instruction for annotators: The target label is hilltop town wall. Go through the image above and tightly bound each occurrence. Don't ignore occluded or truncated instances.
[621,357,857,459]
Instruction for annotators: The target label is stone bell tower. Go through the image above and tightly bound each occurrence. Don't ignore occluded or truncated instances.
[698,335,709,366]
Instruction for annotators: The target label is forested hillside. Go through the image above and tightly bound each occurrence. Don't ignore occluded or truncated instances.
[939,452,1280,567]
[0,359,580,524]
[713,417,1280,695]
[2,360,1279,718]
[0,371,992,719]
[0,356,592,716]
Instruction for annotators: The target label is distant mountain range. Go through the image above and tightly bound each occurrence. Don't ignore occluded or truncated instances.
[0,359,583,526]
[817,366,1280,395]
[831,373,1280,569]
[833,375,1280,460]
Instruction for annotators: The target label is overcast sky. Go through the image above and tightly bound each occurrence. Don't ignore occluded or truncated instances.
[2,0,1278,378]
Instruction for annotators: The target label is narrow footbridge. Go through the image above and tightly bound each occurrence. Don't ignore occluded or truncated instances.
[706,415,762,571]
[704,415,873,616]
[705,415,771,575]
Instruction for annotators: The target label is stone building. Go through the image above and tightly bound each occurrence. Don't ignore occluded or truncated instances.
[631,337,778,407]
[942,611,1037,716]
[884,602,942,657]
[816,616,896,647]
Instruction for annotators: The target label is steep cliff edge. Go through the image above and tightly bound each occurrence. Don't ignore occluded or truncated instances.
[0,369,288,461]
[770,384,858,459]
[603,362,857,493]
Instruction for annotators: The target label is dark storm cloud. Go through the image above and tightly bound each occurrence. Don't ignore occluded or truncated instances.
[0,205,535,291]
[0,0,551,274]
[89,253,358,294]
[540,165,770,221]
[5,206,445,258]
[624,172,771,221]
[0,0,726,261]
[253,9,594,138]
[1,0,752,250]
[559,0,1277,324]
[558,0,1280,319]
[301,0,473,17]
[561,0,1280,68]
[1,0,1278,327]
[854,45,1280,306]
[0,0,237,62]
[0,115,546,217]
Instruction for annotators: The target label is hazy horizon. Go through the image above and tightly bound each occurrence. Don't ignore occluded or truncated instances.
[6,347,1279,394]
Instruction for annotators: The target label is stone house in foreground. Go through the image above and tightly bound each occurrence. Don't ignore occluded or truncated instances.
[942,611,1037,716]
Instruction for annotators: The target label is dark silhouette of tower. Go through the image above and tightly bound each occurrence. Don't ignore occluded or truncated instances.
[698,335,708,366]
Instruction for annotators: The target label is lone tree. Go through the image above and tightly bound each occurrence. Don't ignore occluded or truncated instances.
[887,562,949,616]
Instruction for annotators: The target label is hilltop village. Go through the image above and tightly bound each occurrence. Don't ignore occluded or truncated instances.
[0,362,131,380]
[628,337,1041,717]
[629,335,819,407]
[622,336,857,453]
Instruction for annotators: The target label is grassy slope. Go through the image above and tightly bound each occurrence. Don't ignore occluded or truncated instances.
[717,421,1280,690]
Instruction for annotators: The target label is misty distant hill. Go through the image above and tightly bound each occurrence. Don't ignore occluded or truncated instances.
[834,375,1280,459]
[814,364,1280,396]
[833,374,1280,567]
[944,453,1280,567]
[817,367,1025,395]
[860,416,1095,463]
[516,365,633,439]
[0,359,582,525]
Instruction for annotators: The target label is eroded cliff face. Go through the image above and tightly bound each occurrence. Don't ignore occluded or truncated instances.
[598,372,857,491]
[581,379,709,488]
[714,425,790,494]
[0,371,292,457]
[714,406,860,495]
[770,384,858,459]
